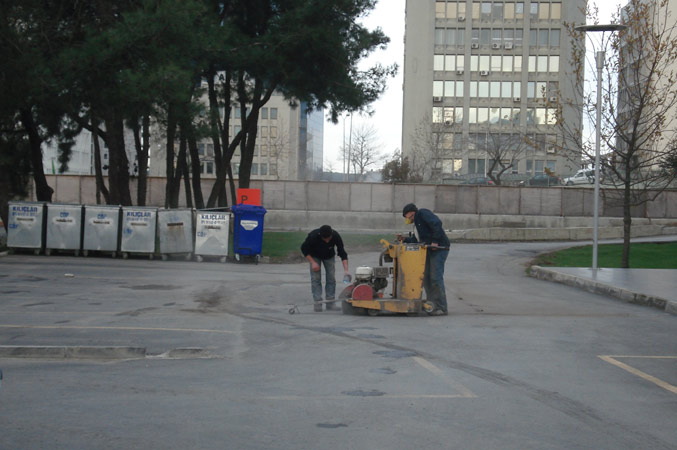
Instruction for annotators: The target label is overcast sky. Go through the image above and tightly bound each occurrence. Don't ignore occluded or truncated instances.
[321,0,621,172]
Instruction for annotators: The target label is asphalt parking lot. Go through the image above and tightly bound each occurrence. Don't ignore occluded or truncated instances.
[1,242,675,449]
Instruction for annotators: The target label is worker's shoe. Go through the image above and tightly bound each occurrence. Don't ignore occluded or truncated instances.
[325,301,339,311]
[428,309,448,316]
[314,302,323,312]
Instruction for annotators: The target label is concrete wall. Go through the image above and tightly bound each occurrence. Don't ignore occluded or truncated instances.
[34,176,677,232]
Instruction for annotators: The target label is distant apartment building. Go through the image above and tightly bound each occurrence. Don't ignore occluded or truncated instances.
[42,128,137,176]
[148,92,324,181]
[617,0,677,171]
[43,93,323,182]
[402,0,585,180]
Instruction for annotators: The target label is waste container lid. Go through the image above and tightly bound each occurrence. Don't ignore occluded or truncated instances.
[231,204,267,214]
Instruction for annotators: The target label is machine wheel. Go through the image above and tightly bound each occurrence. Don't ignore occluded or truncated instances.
[566,181,573,186]
[367,309,379,317]
[422,301,435,314]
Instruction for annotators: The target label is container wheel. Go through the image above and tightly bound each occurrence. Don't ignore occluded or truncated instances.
[161,254,168,261]
[111,252,116,259]
[219,256,227,263]
[122,252,129,259]
[255,254,260,265]
[45,249,51,256]
[82,250,89,257]
[195,255,204,263]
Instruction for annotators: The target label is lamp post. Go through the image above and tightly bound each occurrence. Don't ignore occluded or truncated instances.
[574,23,627,270]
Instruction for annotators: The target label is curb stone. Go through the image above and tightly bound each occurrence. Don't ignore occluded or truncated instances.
[529,266,675,316]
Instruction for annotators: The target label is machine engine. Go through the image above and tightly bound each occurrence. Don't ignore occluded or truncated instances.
[351,266,389,300]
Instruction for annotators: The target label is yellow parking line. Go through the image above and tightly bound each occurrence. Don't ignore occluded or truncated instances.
[414,356,477,398]
[598,355,677,395]
[0,324,235,334]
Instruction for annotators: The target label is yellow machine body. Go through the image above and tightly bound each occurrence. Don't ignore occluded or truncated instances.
[344,239,430,315]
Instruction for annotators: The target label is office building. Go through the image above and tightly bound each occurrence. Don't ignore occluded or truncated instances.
[402,0,585,181]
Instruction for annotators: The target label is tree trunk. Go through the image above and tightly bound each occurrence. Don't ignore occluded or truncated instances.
[135,115,150,206]
[102,111,132,206]
[185,124,205,209]
[19,108,53,202]
[180,136,193,209]
[91,115,110,205]
[621,167,633,268]
[206,67,230,208]
[165,104,178,208]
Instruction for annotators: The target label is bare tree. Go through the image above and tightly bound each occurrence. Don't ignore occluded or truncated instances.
[347,124,384,181]
[480,131,532,185]
[561,0,677,267]
[409,113,459,183]
[267,117,291,180]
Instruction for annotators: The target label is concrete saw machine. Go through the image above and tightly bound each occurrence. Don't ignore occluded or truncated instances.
[339,239,436,316]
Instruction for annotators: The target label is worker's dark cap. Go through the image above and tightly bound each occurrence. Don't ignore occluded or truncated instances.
[402,203,418,217]
[319,225,333,238]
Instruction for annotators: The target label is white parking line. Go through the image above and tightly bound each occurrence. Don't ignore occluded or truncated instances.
[414,356,477,398]
[598,355,677,395]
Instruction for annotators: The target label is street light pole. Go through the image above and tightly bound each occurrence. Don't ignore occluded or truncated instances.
[574,23,627,270]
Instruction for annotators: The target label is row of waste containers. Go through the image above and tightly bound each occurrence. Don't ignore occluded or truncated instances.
[6,201,267,263]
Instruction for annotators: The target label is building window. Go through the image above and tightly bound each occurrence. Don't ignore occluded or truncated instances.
[551,3,561,20]
[550,29,560,47]
[434,81,444,97]
[252,163,258,175]
[206,162,214,174]
[232,163,239,175]
[261,107,268,119]
[270,126,277,138]
[270,164,277,176]
[261,144,268,157]
[515,2,524,19]
[270,108,277,120]
[468,158,486,174]
[434,54,444,71]
[436,1,446,18]
[260,163,267,175]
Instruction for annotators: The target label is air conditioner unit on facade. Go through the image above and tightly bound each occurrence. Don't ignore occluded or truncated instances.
[513,97,521,102]
[471,43,480,49]
[549,96,558,102]
[480,70,490,76]
[444,120,452,125]
[504,42,513,49]
[433,96,443,103]
[546,147,556,154]
[492,43,501,49]
[456,69,464,75]
[458,15,466,21]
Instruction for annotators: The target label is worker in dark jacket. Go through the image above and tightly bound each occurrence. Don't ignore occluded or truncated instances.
[399,203,450,316]
[301,225,350,312]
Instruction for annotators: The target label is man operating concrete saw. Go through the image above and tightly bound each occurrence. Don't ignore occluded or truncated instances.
[399,203,450,316]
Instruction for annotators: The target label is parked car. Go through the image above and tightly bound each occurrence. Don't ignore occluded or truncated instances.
[460,176,495,186]
[564,169,594,186]
[521,174,562,186]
